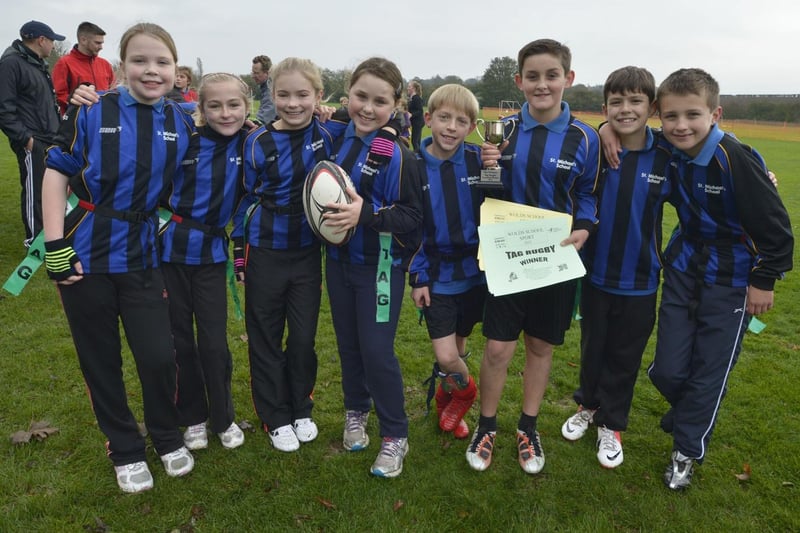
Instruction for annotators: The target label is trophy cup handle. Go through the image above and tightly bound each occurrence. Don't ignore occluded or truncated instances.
[475,118,486,143]
[504,119,516,142]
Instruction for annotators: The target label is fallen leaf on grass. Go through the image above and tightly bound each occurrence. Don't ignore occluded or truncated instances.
[240,334,249,343]
[393,500,404,511]
[781,481,794,487]
[10,420,59,444]
[566,361,577,368]
[316,496,336,510]
[441,440,452,450]
[238,420,254,431]
[734,463,751,481]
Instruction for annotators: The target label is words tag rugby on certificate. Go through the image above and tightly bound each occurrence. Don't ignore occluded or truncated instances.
[477,210,585,296]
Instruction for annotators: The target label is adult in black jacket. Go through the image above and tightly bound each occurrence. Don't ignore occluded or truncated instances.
[407,80,424,151]
[0,20,65,247]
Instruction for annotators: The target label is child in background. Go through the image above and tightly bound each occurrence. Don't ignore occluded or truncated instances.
[160,73,250,452]
[395,100,411,144]
[560,67,671,469]
[323,57,423,477]
[171,66,198,102]
[468,39,600,475]
[42,22,195,494]
[409,84,484,441]
[236,58,349,453]
[646,68,792,490]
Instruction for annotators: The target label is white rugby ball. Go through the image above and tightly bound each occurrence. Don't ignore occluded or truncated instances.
[302,160,355,246]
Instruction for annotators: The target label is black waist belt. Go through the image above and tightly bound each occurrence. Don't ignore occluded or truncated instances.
[169,213,228,239]
[77,199,151,223]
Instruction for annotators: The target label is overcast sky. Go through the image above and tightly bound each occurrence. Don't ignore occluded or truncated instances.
[4,0,798,95]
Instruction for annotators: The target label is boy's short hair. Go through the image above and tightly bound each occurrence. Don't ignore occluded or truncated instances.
[603,66,656,104]
[426,84,479,123]
[177,66,193,85]
[517,39,571,75]
[657,68,720,110]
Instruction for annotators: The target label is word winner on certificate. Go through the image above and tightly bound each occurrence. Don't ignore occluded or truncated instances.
[478,218,585,296]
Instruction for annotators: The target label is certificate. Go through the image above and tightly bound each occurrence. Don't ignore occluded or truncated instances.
[478,198,573,269]
[477,218,586,296]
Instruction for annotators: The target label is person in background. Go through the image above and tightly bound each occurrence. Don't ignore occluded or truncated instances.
[171,66,198,103]
[407,80,424,150]
[395,99,411,145]
[52,21,115,115]
[0,20,65,248]
[251,55,276,124]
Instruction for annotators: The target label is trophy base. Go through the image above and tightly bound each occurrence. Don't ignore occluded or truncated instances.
[477,167,504,189]
[476,181,506,189]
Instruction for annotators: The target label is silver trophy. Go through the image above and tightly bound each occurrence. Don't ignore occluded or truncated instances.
[476,119,515,188]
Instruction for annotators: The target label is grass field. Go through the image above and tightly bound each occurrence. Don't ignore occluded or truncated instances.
[0,117,798,532]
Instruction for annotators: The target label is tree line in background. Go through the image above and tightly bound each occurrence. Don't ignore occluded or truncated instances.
[45,44,800,124]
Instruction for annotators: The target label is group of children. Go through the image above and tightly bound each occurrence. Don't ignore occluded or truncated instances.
[39,21,792,494]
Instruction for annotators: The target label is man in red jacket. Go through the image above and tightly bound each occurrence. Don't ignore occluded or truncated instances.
[52,22,115,115]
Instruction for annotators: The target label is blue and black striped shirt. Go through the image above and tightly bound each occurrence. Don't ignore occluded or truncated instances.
[238,116,348,249]
[583,127,672,294]
[160,125,248,265]
[664,125,793,289]
[499,102,600,232]
[46,86,194,273]
[408,138,485,289]
[327,122,423,267]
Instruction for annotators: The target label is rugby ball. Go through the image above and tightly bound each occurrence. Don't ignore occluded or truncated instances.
[302,160,355,246]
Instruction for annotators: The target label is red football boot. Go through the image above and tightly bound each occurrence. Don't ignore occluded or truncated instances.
[440,376,477,432]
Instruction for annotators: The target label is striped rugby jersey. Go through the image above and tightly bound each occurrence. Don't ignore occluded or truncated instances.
[499,102,600,233]
[238,116,348,249]
[582,127,672,294]
[663,125,793,289]
[160,125,249,265]
[327,122,423,268]
[46,86,194,273]
[408,138,485,287]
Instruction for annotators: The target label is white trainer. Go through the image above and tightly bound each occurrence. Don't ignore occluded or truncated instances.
[561,407,595,441]
[596,426,624,468]
[269,424,300,452]
[292,418,319,443]
[114,461,153,493]
[183,422,208,450]
[219,422,245,449]
[160,446,194,477]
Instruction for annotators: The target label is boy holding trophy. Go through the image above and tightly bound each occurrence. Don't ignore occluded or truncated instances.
[408,84,487,442]
[466,39,600,474]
